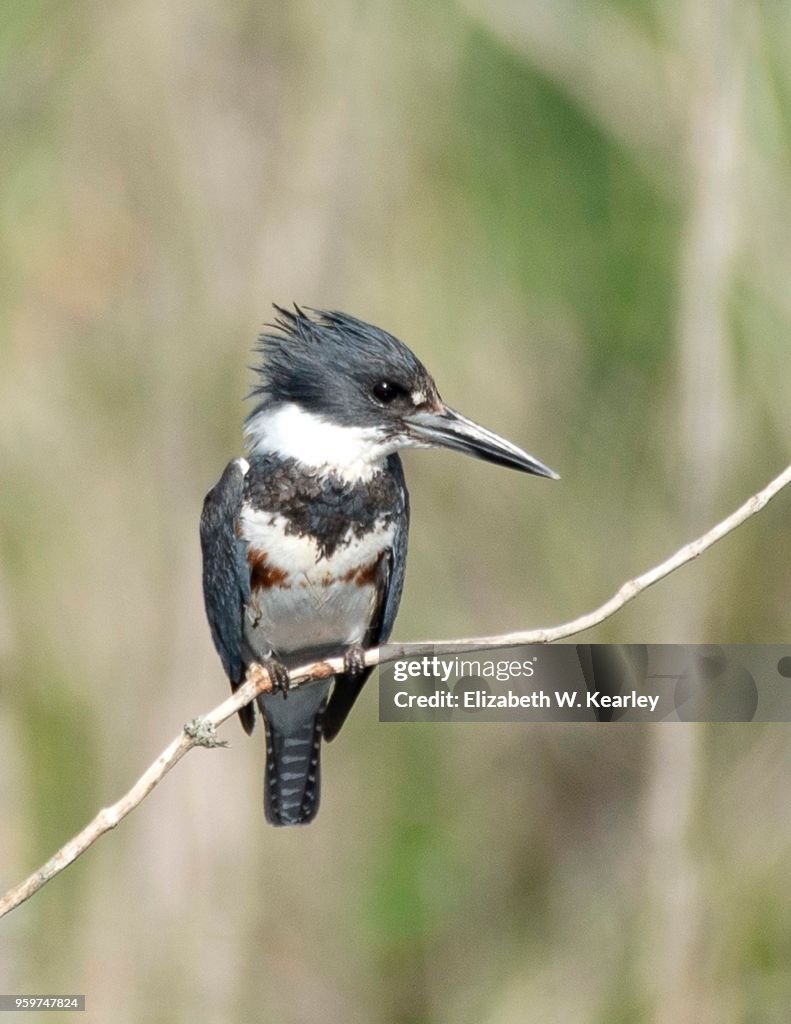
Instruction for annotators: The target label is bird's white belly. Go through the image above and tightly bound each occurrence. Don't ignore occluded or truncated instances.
[250,575,377,660]
[239,508,393,662]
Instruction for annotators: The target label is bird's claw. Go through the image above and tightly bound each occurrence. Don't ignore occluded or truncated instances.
[248,659,291,697]
[343,644,367,677]
[264,658,291,697]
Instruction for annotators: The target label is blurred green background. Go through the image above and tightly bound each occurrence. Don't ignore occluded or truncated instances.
[2,1,791,1021]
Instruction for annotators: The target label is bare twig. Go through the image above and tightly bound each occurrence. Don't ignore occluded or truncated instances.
[2,462,790,920]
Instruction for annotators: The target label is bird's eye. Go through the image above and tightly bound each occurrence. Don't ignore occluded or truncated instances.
[372,380,406,404]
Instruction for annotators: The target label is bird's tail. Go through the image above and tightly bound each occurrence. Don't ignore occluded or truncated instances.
[258,679,333,826]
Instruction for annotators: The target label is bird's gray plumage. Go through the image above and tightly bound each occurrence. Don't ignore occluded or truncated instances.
[200,458,255,735]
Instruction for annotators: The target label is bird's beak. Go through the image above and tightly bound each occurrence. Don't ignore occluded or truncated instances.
[404,404,559,479]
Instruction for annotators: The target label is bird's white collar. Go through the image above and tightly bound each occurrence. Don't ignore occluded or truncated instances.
[244,403,396,483]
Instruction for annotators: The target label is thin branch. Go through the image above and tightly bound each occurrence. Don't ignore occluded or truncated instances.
[2,462,790,920]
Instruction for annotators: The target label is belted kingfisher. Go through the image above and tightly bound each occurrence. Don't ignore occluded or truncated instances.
[200,305,557,826]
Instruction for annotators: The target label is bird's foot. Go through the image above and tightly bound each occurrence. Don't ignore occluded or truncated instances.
[343,643,367,677]
[248,658,291,697]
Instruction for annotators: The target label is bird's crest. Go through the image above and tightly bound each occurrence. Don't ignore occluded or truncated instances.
[247,304,429,418]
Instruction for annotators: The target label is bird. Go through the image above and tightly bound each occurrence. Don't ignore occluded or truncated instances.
[200,305,558,826]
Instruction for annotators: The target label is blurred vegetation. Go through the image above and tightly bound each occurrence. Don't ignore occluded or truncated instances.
[2,1,791,1021]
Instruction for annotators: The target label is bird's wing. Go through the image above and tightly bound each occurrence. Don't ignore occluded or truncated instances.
[322,455,410,741]
[375,455,410,645]
[199,458,256,734]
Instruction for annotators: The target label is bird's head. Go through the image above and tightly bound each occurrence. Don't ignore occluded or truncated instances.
[245,305,558,482]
